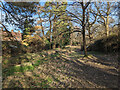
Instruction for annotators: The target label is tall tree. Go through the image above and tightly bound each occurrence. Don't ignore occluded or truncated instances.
[43,2,69,49]
[0,1,38,37]
[36,5,46,38]
[94,2,115,37]
[80,1,91,56]
[86,4,98,43]
[67,1,91,56]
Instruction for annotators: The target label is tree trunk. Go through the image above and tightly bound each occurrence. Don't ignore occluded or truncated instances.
[82,8,87,56]
[70,33,73,46]
[53,21,56,49]
[59,34,63,48]
[52,3,59,49]
[49,20,52,42]
[105,2,110,37]
[53,40,56,49]
[53,26,56,49]
[49,13,52,49]
[105,15,109,37]
[88,27,92,43]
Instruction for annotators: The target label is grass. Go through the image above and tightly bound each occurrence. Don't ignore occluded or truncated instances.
[2,49,106,79]
[33,60,45,66]
[3,56,49,77]
[3,65,34,77]
[47,77,53,84]
[3,51,60,79]
[3,45,119,88]
[36,78,52,88]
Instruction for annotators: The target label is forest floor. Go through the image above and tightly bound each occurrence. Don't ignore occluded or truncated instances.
[2,45,119,88]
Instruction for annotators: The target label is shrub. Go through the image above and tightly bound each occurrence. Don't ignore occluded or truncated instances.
[44,40,53,50]
[2,41,22,57]
[88,34,119,53]
[22,35,45,53]
[72,42,79,46]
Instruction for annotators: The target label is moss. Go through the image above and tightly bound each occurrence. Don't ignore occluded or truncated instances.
[47,77,53,84]
[3,65,34,77]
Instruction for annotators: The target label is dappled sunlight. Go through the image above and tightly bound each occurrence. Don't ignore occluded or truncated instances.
[87,55,98,60]
[77,58,118,76]
[1,1,119,89]
[2,46,118,88]
[60,48,118,76]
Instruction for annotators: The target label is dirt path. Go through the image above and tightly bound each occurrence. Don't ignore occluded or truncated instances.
[3,46,118,88]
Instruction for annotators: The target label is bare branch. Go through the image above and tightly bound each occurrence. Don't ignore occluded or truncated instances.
[66,10,82,23]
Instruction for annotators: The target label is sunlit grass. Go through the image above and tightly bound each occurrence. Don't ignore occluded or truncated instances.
[3,50,61,78]
[3,65,34,77]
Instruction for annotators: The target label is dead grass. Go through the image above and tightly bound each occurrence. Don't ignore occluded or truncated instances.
[2,46,118,88]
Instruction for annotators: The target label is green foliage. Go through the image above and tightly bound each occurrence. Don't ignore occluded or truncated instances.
[47,77,52,84]
[3,50,58,77]
[22,19,36,39]
[2,2,38,30]
[44,2,71,49]
[3,65,34,77]
[33,59,47,66]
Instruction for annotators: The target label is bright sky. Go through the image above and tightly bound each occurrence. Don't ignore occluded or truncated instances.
[0,1,119,33]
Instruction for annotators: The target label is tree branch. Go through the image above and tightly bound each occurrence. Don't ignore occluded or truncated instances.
[66,10,82,23]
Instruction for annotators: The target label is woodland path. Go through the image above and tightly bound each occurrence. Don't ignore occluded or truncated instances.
[3,46,118,88]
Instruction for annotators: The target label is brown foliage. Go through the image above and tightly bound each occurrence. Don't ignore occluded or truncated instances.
[22,35,45,53]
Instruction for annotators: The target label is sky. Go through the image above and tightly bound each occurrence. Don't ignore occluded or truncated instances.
[0,1,119,33]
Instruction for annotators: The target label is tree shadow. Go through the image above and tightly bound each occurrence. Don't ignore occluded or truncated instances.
[2,48,119,88]
[60,54,118,88]
[91,54,118,68]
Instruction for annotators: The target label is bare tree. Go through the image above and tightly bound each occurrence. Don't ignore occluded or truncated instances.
[94,2,115,37]
[86,4,98,43]
[67,1,91,56]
